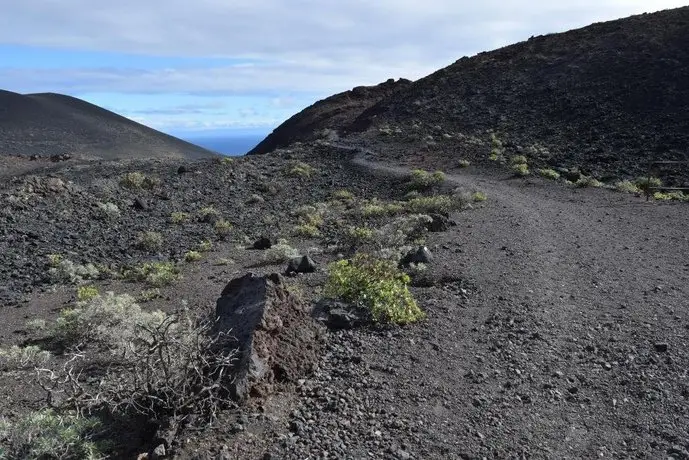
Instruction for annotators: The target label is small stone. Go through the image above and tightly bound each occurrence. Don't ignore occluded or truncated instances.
[177,165,189,174]
[285,256,317,274]
[654,342,669,353]
[253,237,272,250]
[133,197,148,211]
[151,444,166,459]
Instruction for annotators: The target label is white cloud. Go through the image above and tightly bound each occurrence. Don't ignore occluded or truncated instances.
[1,1,686,131]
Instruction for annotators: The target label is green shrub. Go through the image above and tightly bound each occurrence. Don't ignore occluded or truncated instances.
[332,189,355,201]
[635,176,663,192]
[123,262,180,287]
[653,192,672,200]
[170,212,190,224]
[48,259,99,284]
[55,292,166,352]
[374,215,432,254]
[488,150,504,162]
[510,155,528,165]
[511,163,530,176]
[184,251,202,262]
[615,180,640,194]
[324,254,425,324]
[120,172,160,190]
[361,200,404,218]
[138,288,162,302]
[471,191,487,202]
[286,161,317,178]
[136,231,163,252]
[537,168,560,180]
[408,169,446,190]
[576,176,603,188]
[262,239,300,264]
[198,239,213,252]
[198,206,220,223]
[0,345,51,371]
[407,195,463,214]
[293,224,321,238]
[76,286,99,302]
[96,202,120,220]
[0,410,104,460]
[346,227,375,246]
[214,219,233,239]
[458,159,471,168]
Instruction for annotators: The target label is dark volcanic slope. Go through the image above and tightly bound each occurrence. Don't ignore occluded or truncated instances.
[0,90,217,160]
[248,78,411,154]
[351,7,689,174]
[252,7,689,179]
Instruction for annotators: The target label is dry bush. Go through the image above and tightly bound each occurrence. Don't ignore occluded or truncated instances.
[38,294,238,439]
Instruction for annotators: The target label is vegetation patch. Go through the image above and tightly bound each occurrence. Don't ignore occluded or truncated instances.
[324,254,425,325]
[47,257,99,284]
[471,191,487,202]
[184,250,203,262]
[286,161,317,178]
[511,163,530,176]
[406,195,464,214]
[408,169,446,190]
[122,261,180,287]
[76,285,99,302]
[214,219,233,239]
[262,240,300,264]
[120,172,160,190]
[0,410,105,460]
[170,211,191,224]
[136,231,164,252]
[615,180,640,194]
[293,224,321,238]
[575,176,604,188]
[458,159,471,168]
[635,176,663,193]
[537,168,560,180]
[0,345,51,371]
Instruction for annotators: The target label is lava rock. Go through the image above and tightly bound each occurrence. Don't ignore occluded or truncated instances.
[400,246,433,267]
[312,299,362,329]
[133,197,149,211]
[215,273,321,400]
[286,256,317,274]
[654,342,669,352]
[427,213,451,232]
[177,165,189,174]
[253,237,272,250]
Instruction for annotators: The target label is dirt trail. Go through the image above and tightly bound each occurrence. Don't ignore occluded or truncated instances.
[345,150,689,458]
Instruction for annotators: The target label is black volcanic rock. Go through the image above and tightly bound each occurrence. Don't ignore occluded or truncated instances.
[0,90,218,160]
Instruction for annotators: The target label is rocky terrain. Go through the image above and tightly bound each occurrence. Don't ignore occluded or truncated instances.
[2,6,689,460]
[0,90,217,160]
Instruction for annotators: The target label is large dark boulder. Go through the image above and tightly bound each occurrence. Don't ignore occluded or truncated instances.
[253,237,272,250]
[400,246,433,267]
[214,273,322,400]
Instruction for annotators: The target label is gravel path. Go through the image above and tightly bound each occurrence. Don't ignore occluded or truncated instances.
[252,149,689,459]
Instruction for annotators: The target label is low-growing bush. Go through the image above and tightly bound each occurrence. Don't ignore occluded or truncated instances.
[293,224,321,238]
[138,288,162,302]
[55,292,166,352]
[0,345,51,371]
[510,155,528,165]
[48,258,100,284]
[324,254,425,324]
[0,410,105,460]
[286,161,317,178]
[184,251,203,262]
[198,239,213,252]
[615,180,640,194]
[198,206,220,223]
[120,172,160,190]
[511,163,530,176]
[332,189,354,201]
[96,202,120,220]
[458,159,471,168]
[635,176,663,193]
[345,227,375,246]
[123,262,180,287]
[170,212,190,224]
[576,176,603,188]
[538,168,560,180]
[471,191,487,202]
[214,219,233,239]
[360,200,404,218]
[262,239,300,264]
[76,286,99,302]
[136,231,163,252]
[406,195,464,214]
[408,169,446,190]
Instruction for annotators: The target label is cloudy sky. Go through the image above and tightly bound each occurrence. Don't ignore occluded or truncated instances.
[1,1,686,137]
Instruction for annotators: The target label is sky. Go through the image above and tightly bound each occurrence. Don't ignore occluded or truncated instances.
[1,1,687,138]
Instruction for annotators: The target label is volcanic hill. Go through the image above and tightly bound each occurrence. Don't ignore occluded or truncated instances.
[0,90,217,160]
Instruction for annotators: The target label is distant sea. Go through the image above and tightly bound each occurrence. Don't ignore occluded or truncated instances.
[182,133,266,156]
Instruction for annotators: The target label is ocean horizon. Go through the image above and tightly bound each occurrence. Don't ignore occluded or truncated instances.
[181,133,267,156]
